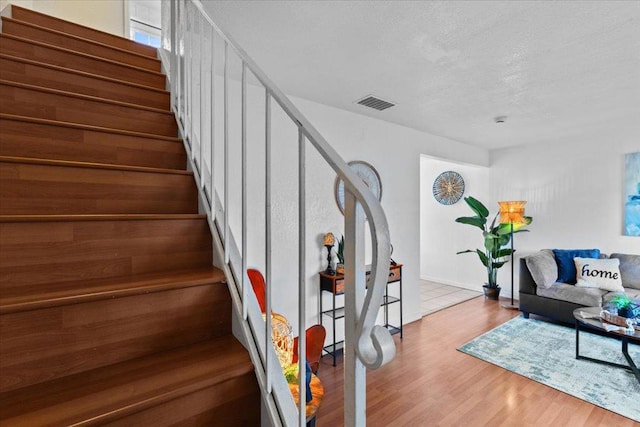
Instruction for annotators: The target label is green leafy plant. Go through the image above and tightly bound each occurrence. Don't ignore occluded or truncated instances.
[336,235,345,265]
[611,294,633,309]
[610,294,640,318]
[455,196,532,289]
[283,364,298,384]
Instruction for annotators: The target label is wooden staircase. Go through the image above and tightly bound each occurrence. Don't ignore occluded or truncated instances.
[0,5,260,426]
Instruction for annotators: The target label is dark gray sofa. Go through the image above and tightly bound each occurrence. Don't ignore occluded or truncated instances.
[519,252,640,324]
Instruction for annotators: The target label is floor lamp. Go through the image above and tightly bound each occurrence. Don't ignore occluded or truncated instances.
[498,201,526,310]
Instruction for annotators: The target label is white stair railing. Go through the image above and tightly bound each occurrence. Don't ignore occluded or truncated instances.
[160,1,396,425]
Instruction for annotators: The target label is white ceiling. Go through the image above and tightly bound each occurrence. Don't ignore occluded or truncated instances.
[205,0,640,151]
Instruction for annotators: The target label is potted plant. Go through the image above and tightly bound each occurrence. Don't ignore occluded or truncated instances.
[455,196,532,300]
[610,294,640,318]
[336,235,345,274]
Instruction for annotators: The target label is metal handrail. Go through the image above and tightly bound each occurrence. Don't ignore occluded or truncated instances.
[160,1,395,425]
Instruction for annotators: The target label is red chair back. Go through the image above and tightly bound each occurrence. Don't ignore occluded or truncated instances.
[248,269,326,373]
[247,268,267,313]
[292,324,326,374]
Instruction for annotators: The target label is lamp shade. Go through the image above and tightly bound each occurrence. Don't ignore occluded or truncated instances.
[498,201,526,225]
[324,232,335,246]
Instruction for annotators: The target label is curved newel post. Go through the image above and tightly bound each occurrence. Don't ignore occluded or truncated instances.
[343,187,394,426]
[343,191,366,426]
[354,192,395,370]
[341,180,395,371]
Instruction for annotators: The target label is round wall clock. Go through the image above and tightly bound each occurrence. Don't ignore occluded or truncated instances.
[433,171,465,205]
[334,160,382,215]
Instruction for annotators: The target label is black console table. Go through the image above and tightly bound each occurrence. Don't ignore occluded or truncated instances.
[318,263,403,366]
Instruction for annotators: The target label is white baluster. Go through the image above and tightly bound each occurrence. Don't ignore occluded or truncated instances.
[344,191,366,427]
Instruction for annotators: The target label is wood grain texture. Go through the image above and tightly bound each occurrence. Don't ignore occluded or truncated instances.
[0,116,185,169]
[0,81,177,137]
[9,5,158,58]
[0,8,260,423]
[0,55,170,109]
[101,373,261,427]
[0,159,197,215]
[1,18,161,71]
[0,216,213,288]
[0,337,258,426]
[0,281,230,392]
[0,34,165,88]
[314,297,637,427]
[0,267,225,314]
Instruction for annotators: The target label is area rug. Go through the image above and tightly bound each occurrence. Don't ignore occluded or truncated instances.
[458,316,640,422]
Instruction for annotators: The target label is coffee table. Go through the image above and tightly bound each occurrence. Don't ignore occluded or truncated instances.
[573,307,640,384]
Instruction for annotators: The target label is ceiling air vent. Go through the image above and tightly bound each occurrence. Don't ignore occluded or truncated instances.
[355,95,395,111]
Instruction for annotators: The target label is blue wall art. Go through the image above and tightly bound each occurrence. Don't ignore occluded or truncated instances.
[625,152,640,236]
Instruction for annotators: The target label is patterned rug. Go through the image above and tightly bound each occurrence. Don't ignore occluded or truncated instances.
[458,316,640,422]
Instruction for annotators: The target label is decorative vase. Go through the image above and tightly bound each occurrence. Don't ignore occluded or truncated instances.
[618,303,640,319]
[483,285,501,301]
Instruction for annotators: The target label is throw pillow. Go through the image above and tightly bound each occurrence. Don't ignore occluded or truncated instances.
[525,249,558,289]
[574,257,624,292]
[552,248,600,284]
[575,278,598,288]
[610,253,640,290]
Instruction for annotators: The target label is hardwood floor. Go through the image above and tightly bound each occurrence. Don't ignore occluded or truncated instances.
[315,297,636,426]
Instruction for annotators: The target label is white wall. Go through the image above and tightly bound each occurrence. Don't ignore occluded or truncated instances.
[490,138,640,297]
[419,156,492,290]
[292,97,489,327]
[2,0,125,36]
[211,71,489,333]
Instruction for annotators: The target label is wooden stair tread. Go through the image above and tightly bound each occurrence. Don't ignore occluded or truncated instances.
[0,116,187,170]
[0,53,170,110]
[0,79,172,115]
[1,81,177,137]
[0,267,225,314]
[0,33,164,77]
[0,337,254,426]
[0,213,207,223]
[9,5,158,58]
[0,114,181,143]
[0,155,191,175]
[1,17,161,66]
[0,56,169,111]
[0,33,165,88]
[0,53,168,95]
[0,17,160,72]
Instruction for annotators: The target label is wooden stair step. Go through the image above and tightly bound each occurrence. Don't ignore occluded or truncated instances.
[0,6,260,422]
[0,34,166,89]
[0,54,170,110]
[0,80,177,137]
[0,337,260,426]
[0,114,180,142]
[0,268,230,393]
[0,115,186,170]
[1,17,161,71]
[0,213,209,222]
[0,267,225,314]
[9,4,158,58]
[0,156,197,215]
[0,215,213,288]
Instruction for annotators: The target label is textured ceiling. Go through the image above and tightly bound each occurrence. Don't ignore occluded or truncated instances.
[205,0,640,150]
